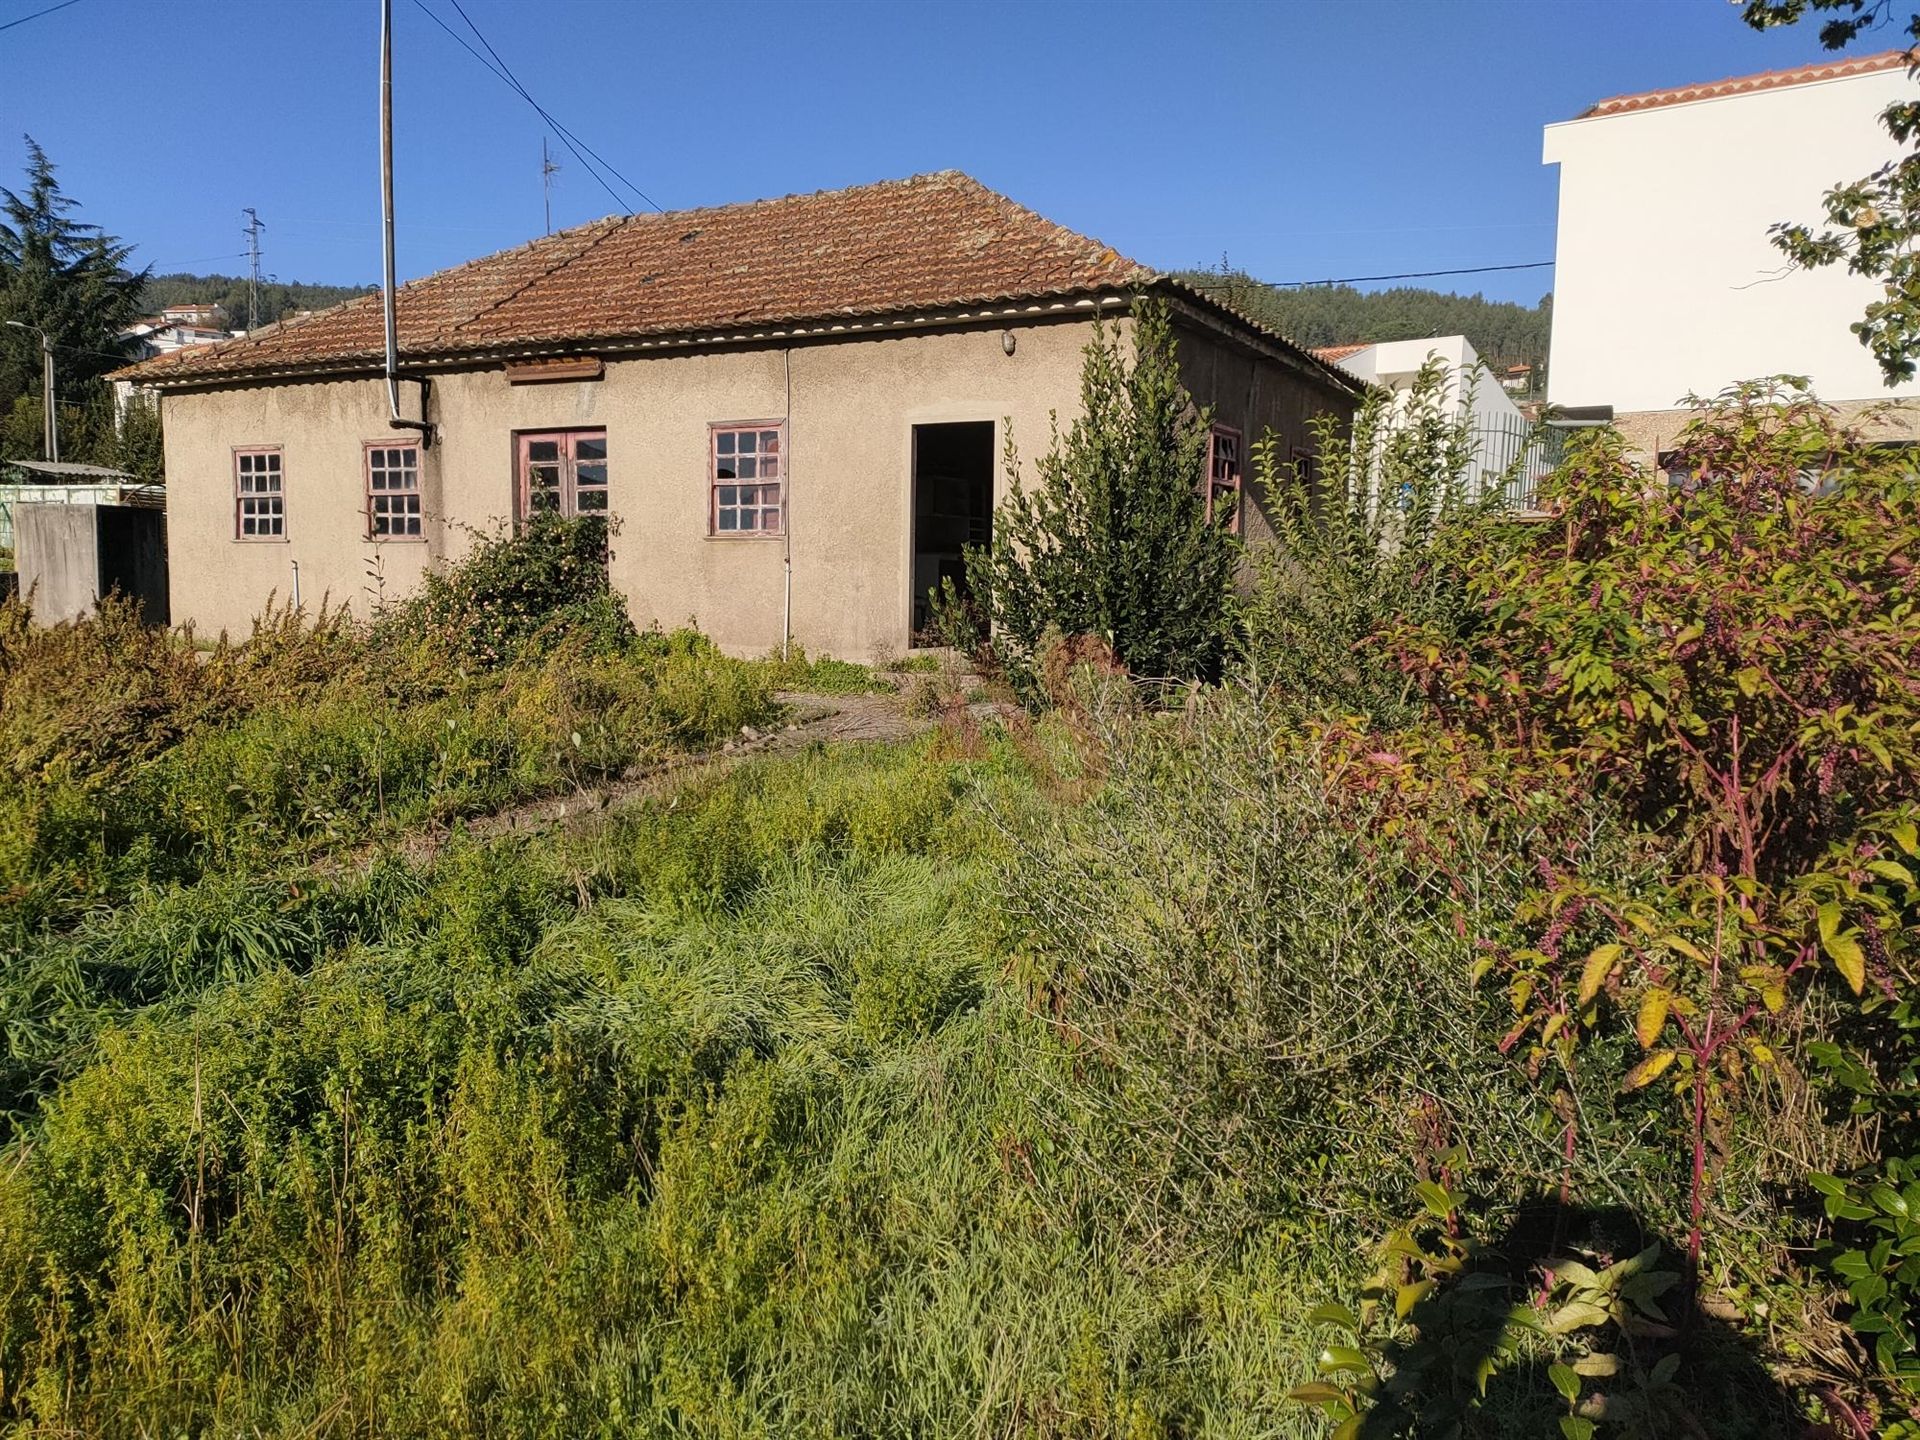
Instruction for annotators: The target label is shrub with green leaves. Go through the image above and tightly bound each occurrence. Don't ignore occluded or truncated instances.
[384,512,634,667]
[1240,356,1497,721]
[965,296,1239,690]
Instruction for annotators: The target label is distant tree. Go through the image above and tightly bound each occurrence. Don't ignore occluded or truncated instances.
[112,393,163,481]
[0,136,147,460]
[964,297,1239,687]
[1182,266,1552,381]
[138,272,370,332]
[1742,1,1920,382]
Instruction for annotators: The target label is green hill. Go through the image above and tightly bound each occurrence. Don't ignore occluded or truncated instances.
[1178,268,1552,380]
[138,272,370,331]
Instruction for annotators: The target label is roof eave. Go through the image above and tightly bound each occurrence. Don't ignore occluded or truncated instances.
[1149,276,1366,398]
[114,288,1146,390]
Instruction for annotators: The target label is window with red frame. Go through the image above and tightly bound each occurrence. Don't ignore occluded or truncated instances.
[516,430,608,520]
[365,443,422,538]
[1206,426,1242,533]
[711,423,784,534]
[234,448,284,539]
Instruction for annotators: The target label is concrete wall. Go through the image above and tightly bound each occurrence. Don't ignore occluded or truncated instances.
[157,314,1354,655]
[16,504,102,624]
[1543,67,1920,415]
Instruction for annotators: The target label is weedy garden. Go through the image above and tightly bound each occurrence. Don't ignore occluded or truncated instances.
[0,320,1915,1438]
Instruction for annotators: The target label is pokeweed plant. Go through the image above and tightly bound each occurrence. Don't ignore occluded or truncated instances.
[1387,381,1920,1275]
[1291,1169,1693,1440]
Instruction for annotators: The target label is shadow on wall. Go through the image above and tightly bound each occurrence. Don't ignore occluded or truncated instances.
[1343,1198,1801,1440]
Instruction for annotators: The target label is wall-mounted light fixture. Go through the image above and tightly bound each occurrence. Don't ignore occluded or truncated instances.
[1001,330,1016,356]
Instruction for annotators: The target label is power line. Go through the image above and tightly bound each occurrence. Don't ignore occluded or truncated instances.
[408,0,661,216]
[0,0,83,34]
[406,0,627,216]
[1196,259,1555,291]
[443,0,661,214]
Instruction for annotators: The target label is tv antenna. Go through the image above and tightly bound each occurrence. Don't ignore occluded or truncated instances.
[542,136,561,235]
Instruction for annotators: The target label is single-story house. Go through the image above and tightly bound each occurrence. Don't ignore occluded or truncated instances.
[115,171,1361,656]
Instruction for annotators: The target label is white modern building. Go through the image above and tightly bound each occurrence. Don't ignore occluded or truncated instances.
[1543,49,1920,459]
[1316,334,1546,501]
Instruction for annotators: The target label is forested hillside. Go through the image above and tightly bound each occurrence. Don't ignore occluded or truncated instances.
[1179,268,1552,377]
[139,272,369,330]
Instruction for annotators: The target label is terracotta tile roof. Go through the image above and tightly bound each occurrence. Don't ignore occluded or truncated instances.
[1312,342,1371,365]
[1579,48,1910,119]
[117,171,1153,386]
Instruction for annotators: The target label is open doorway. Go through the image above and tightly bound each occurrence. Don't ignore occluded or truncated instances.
[911,421,994,642]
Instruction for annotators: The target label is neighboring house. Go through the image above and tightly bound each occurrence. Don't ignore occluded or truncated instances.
[160,302,227,328]
[1543,50,1920,462]
[113,171,1361,654]
[120,318,232,358]
[115,317,233,417]
[1313,335,1547,503]
[1500,364,1532,395]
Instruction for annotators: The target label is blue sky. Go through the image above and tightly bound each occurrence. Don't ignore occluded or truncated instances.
[0,0,1851,305]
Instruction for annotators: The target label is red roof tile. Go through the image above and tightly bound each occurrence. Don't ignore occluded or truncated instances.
[118,172,1151,385]
[1579,48,1909,119]
[1312,342,1371,365]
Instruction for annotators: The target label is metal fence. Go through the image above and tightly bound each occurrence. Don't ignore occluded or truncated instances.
[1471,413,1567,512]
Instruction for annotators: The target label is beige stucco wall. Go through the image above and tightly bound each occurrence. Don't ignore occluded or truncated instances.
[158,312,1355,655]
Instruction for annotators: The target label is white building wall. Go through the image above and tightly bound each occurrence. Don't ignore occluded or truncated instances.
[1543,65,1920,413]
[1333,336,1531,496]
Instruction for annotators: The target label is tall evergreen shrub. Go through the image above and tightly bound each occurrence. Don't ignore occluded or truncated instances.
[964,297,1237,688]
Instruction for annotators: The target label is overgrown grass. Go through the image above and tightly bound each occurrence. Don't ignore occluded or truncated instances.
[3,395,1912,1437]
[0,524,787,932]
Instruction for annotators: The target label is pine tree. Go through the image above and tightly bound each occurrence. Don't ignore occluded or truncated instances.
[0,135,148,457]
[966,297,1239,686]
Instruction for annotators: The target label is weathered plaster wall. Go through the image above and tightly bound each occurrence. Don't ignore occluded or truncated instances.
[1170,315,1355,548]
[158,312,1356,655]
[160,319,1099,656]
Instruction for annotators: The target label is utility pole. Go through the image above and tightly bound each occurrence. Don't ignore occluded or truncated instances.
[242,208,265,330]
[5,320,56,462]
[542,136,560,235]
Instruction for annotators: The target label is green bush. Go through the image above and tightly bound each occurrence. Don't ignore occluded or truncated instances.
[1239,356,1497,721]
[966,297,1240,690]
[386,513,634,668]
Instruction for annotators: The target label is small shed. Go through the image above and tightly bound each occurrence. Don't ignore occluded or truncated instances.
[0,460,164,553]
[14,500,169,625]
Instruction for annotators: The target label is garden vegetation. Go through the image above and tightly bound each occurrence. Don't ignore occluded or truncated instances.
[0,354,1914,1438]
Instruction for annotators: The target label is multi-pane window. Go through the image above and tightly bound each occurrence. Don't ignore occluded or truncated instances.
[365,443,422,538]
[1206,426,1241,533]
[516,430,608,519]
[711,423,784,535]
[234,448,284,538]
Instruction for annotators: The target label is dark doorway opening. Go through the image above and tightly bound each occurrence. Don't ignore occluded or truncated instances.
[911,421,994,642]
